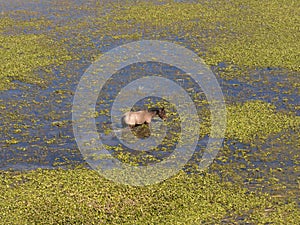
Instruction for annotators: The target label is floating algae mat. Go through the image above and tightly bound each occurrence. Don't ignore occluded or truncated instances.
[0,0,299,223]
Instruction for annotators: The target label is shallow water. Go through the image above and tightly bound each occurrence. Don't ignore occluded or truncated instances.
[0,0,299,203]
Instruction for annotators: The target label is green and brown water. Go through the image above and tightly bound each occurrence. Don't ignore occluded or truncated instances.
[0,0,299,224]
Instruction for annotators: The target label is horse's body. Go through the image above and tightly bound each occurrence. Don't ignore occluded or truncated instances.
[122,108,166,128]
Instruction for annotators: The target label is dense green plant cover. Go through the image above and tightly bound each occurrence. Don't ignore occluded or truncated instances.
[0,168,299,224]
[0,18,71,90]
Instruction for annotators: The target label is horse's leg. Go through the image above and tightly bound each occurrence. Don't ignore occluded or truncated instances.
[129,124,135,130]
[145,123,150,130]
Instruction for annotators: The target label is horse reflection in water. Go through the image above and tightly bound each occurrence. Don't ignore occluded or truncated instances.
[121,107,167,138]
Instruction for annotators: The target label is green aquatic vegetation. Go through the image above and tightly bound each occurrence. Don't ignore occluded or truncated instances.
[0,17,15,31]
[199,100,300,143]
[0,2,299,223]
[0,167,299,224]
[2,0,299,88]
[207,0,300,72]
[0,18,72,90]
[210,129,300,204]
[51,120,69,127]
[0,14,52,34]
[5,138,19,145]
[0,33,71,90]
[104,0,300,76]
[103,100,299,166]
[226,101,300,143]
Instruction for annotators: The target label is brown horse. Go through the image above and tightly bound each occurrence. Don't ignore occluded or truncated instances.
[121,107,167,128]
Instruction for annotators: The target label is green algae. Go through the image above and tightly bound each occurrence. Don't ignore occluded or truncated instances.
[210,129,300,204]
[103,0,300,76]
[0,18,72,90]
[226,101,300,143]
[1,0,299,90]
[199,100,300,143]
[0,167,299,224]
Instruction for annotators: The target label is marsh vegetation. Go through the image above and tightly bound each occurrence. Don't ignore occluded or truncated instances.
[0,0,299,224]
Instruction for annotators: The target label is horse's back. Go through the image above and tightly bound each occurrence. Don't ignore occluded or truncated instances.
[122,110,150,126]
[122,112,136,126]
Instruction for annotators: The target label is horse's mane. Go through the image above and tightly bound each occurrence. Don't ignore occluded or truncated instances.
[148,107,162,113]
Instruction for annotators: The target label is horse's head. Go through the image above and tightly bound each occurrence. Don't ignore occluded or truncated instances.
[158,107,167,121]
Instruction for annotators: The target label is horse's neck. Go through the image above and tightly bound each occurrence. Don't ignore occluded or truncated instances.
[147,110,157,117]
